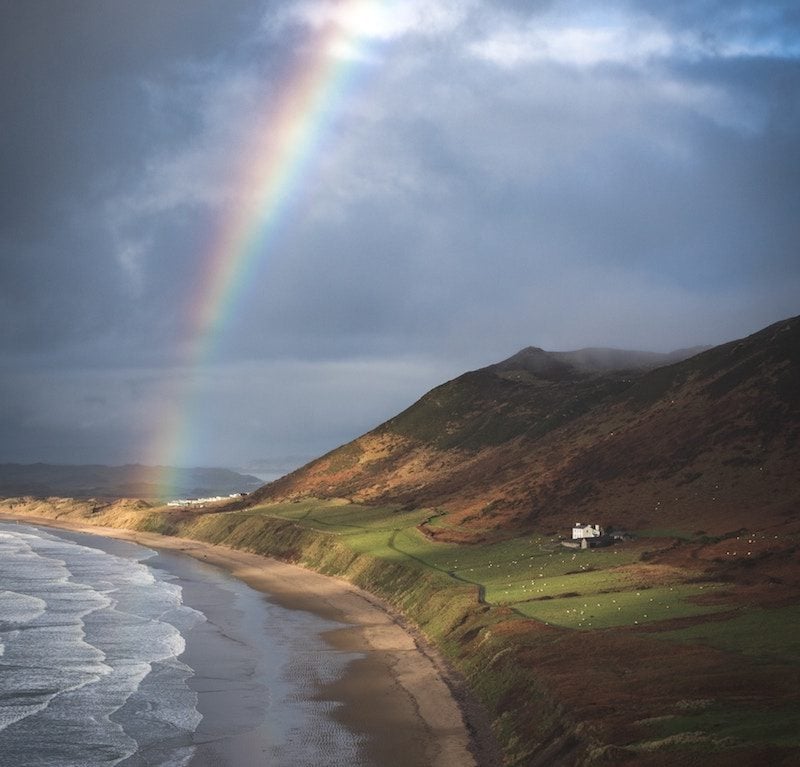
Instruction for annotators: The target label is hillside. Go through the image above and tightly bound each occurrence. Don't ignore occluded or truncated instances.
[4,316,799,766]
[250,317,799,540]
[0,463,262,501]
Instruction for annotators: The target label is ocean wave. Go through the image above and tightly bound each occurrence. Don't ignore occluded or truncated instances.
[0,590,47,625]
[0,524,203,765]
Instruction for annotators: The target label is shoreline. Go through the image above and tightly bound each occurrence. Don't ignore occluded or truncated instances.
[0,512,499,767]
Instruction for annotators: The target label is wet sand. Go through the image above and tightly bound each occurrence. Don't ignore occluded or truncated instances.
[0,513,498,767]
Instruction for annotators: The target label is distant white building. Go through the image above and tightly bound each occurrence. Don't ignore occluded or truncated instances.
[572,523,603,540]
[560,522,614,550]
[166,495,232,508]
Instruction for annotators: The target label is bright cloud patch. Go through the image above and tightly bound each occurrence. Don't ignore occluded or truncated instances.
[278,0,472,41]
[468,7,800,71]
[469,24,675,68]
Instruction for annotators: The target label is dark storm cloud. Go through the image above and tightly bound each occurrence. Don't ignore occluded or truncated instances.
[0,0,258,227]
[1,0,798,468]
[0,0,263,355]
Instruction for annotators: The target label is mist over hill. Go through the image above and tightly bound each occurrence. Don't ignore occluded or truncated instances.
[249,316,799,539]
[490,345,710,378]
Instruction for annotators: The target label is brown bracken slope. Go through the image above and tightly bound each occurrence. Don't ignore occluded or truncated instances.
[249,315,799,541]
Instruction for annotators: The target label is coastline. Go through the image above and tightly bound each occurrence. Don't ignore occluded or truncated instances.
[0,512,498,767]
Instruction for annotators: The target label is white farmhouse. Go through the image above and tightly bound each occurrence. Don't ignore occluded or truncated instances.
[560,522,612,550]
[572,523,604,541]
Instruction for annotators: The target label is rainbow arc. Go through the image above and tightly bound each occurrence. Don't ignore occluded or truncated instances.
[146,2,387,498]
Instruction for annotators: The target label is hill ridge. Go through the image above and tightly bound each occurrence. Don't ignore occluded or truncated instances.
[250,315,799,539]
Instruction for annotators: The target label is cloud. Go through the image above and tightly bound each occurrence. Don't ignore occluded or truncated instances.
[469,23,675,69]
[467,1,800,70]
[274,0,473,41]
[101,0,799,367]
[113,237,151,297]
[1,0,798,468]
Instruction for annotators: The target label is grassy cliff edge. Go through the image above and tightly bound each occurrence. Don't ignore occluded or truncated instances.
[0,497,595,766]
[3,495,799,767]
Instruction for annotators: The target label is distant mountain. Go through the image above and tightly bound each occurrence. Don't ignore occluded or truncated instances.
[0,464,263,501]
[250,316,799,540]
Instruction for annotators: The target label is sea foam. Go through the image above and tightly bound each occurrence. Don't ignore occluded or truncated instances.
[0,524,204,767]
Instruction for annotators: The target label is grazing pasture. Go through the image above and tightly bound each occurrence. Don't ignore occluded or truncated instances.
[252,499,730,629]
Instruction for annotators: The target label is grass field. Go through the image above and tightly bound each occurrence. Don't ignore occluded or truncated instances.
[656,605,800,663]
[249,499,730,630]
[514,583,726,629]
[247,498,800,753]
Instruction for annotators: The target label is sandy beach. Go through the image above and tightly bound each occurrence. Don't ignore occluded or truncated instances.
[0,513,497,767]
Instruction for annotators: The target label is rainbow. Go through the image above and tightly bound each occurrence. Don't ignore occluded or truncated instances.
[146,1,387,499]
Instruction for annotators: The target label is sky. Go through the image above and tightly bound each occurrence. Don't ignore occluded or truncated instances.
[1,0,798,476]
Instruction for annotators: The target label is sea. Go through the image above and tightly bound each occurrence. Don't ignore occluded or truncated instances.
[0,522,365,767]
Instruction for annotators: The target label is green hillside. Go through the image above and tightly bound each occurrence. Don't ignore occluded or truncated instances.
[4,315,799,766]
